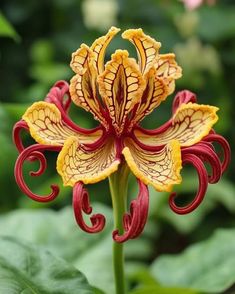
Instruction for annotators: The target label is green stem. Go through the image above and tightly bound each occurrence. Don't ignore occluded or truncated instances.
[109,163,129,294]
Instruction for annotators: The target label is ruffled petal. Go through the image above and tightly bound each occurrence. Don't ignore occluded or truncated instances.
[91,26,120,74]
[22,102,102,146]
[134,103,219,147]
[70,45,108,128]
[122,138,182,192]
[155,53,182,94]
[130,67,169,126]
[57,137,120,186]
[98,50,146,135]
[122,28,161,74]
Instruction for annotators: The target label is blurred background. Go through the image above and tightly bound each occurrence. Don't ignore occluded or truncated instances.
[0,0,235,293]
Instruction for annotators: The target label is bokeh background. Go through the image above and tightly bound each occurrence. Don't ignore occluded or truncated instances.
[0,0,235,293]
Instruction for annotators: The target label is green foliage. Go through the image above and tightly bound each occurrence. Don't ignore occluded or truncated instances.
[0,12,19,41]
[151,228,235,293]
[0,236,92,293]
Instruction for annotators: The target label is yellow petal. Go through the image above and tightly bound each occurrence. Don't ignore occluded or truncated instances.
[155,53,182,95]
[131,67,169,125]
[23,102,102,146]
[57,137,120,186]
[134,103,219,147]
[91,26,120,74]
[122,28,161,74]
[122,138,182,192]
[98,49,146,135]
[70,44,93,75]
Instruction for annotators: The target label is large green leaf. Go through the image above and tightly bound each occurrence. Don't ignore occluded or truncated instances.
[151,228,235,293]
[0,236,92,294]
[129,286,199,294]
[0,205,153,293]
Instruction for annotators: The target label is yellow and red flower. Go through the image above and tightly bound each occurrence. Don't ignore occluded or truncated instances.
[13,27,230,242]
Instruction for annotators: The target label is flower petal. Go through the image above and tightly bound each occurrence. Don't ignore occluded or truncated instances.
[122,138,182,192]
[98,50,146,135]
[70,45,109,128]
[22,102,102,146]
[91,26,120,74]
[155,53,182,94]
[57,137,120,186]
[134,103,219,147]
[122,28,161,74]
[130,67,169,126]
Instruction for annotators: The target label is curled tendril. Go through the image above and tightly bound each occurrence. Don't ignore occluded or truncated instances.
[169,153,208,215]
[204,133,231,173]
[13,120,29,153]
[45,80,71,113]
[73,182,106,233]
[172,90,197,114]
[113,180,149,243]
[14,144,61,202]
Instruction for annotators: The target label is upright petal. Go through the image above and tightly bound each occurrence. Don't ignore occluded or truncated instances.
[155,53,182,95]
[57,137,120,186]
[23,102,102,146]
[130,67,169,126]
[122,138,182,192]
[98,50,146,135]
[91,26,120,74]
[134,103,219,147]
[122,28,161,74]
[70,45,109,128]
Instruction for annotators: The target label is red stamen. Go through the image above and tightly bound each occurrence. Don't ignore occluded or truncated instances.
[113,180,149,243]
[14,144,61,202]
[169,153,208,214]
[12,120,29,153]
[73,182,106,233]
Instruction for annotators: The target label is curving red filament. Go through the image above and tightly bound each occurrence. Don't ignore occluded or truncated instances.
[169,153,208,215]
[73,182,106,233]
[172,90,197,114]
[203,133,231,173]
[14,144,61,202]
[113,180,149,243]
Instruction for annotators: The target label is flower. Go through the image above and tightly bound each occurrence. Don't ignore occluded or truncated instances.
[181,0,216,10]
[13,27,230,242]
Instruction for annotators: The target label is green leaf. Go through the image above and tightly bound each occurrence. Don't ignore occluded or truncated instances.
[0,12,20,41]
[0,236,92,294]
[0,205,153,293]
[151,228,235,293]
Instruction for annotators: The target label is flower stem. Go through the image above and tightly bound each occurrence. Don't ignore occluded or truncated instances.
[109,163,129,294]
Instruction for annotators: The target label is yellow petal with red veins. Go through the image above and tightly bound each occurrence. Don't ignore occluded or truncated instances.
[57,137,120,186]
[131,67,169,125]
[91,26,120,74]
[155,53,182,95]
[122,138,182,192]
[98,50,146,135]
[122,28,161,74]
[22,102,102,146]
[134,103,219,147]
[70,44,93,75]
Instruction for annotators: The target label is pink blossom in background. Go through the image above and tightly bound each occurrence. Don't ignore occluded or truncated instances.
[181,0,216,10]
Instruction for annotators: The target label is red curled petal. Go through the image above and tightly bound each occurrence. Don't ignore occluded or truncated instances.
[203,133,231,174]
[113,180,149,243]
[14,144,61,202]
[73,182,106,233]
[12,120,29,153]
[169,153,208,215]
[182,143,222,184]
[45,80,71,113]
[172,90,197,114]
